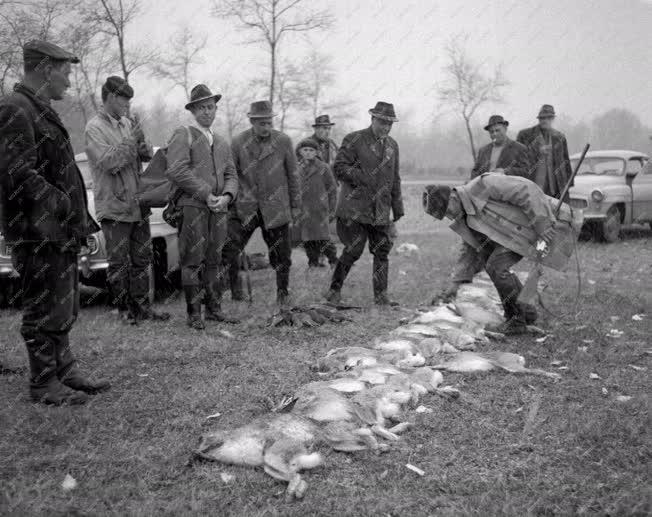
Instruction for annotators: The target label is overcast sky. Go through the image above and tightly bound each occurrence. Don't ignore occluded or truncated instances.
[131,0,652,132]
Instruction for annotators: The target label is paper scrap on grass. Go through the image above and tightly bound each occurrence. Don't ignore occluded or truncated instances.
[218,330,234,339]
[415,405,433,414]
[405,464,425,476]
[607,329,624,338]
[535,336,549,343]
[631,314,644,321]
[589,373,601,380]
[220,473,235,484]
[628,364,646,371]
[616,395,633,403]
[61,474,77,491]
[206,412,222,420]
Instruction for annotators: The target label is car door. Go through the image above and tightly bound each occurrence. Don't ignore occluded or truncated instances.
[631,157,652,222]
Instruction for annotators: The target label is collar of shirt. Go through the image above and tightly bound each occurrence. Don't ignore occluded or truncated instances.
[191,122,213,145]
[99,108,128,129]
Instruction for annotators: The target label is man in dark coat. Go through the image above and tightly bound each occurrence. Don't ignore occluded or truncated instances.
[166,85,239,329]
[325,101,404,306]
[0,40,110,405]
[309,114,339,167]
[223,100,301,306]
[471,115,530,180]
[516,105,573,200]
[85,76,169,324]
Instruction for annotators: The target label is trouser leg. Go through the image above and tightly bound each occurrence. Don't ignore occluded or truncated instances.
[221,213,255,300]
[129,218,153,312]
[485,244,524,320]
[304,241,320,266]
[262,221,292,295]
[367,224,393,296]
[321,240,338,265]
[101,220,132,312]
[330,218,367,291]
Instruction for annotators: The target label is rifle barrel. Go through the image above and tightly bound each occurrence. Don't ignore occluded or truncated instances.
[554,143,590,217]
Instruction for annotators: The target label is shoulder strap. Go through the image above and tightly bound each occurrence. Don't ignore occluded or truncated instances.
[185,126,193,147]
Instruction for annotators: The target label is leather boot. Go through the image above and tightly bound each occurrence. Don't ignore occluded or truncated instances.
[374,291,399,306]
[329,261,352,292]
[204,282,240,323]
[54,334,110,394]
[185,286,205,330]
[26,335,88,405]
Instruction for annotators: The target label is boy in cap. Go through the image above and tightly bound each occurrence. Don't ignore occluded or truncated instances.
[85,76,170,324]
[296,138,337,268]
[166,84,239,329]
[0,40,109,405]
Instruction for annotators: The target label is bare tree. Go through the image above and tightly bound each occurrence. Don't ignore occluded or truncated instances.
[84,0,155,83]
[217,79,261,140]
[438,33,509,161]
[151,26,207,99]
[275,61,309,132]
[212,0,333,108]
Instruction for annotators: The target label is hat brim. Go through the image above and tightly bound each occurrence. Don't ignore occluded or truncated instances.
[369,109,398,122]
[248,112,277,119]
[537,114,555,119]
[312,122,335,127]
[185,94,222,110]
[484,121,509,131]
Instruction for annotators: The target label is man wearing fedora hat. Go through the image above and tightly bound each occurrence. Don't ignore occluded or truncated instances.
[224,100,300,306]
[0,40,109,405]
[471,115,529,179]
[166,84,239,329]
[309,114,338,167]
[325,101,404,306]
[517,105,573,200]
[86,76,170,325]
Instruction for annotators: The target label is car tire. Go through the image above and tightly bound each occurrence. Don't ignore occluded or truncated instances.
[596,206,622,243]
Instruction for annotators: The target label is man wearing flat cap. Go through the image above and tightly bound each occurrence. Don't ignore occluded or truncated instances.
[325,101,404,306]
[517,105,573,200]
[166,84,239,329]
[471,115,529,179]
[85,76,170,325]
[0,40,109,405]
[223,100,300,306]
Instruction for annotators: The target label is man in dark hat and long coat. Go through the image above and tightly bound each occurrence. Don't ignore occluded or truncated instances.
[0,40,110,405]
[471,115,530,179]
[309,114,338,168]
[86,76,170,324]
[516,105,573,200]
[166,84,239,329]
[325,101,404,306]
[224,100,300,306]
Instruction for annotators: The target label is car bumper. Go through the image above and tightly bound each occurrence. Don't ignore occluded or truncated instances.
[0,264,19,278]
[569,198,609,221]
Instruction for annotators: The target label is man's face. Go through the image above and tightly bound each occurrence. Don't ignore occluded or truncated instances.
[445,192,463,220]
[106,93,131,119]
[190,98,217,128]
[46,61,71,101]
[538,116,554,130]
[251,117,273,137]
[488,124,507,145]
[314,126,331,140]
[299,147,317,161]
[371,116,393,138]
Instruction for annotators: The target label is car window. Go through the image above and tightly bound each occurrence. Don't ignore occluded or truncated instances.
[626,158,643,175]
[77,160,94,188]
[572,157,625,176]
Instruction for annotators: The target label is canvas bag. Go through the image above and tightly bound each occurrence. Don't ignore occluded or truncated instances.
[136,127,193,209]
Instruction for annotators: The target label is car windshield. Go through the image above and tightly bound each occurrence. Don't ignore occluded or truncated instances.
[572,157,625,176]
[77,160,94,188]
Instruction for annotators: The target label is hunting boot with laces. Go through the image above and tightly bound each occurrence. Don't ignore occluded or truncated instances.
[55,334,110,394]
[184,286,205,330]
[26,336,88,405]
[324,289,341,304]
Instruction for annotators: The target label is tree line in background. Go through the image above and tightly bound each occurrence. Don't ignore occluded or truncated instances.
[1,0,651,177]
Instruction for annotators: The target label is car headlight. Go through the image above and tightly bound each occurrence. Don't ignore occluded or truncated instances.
[591,189,604,202]
[0,234,10,259]
[86,235,99,255]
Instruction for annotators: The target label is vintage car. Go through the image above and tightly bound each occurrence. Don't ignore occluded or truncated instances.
[568,150,652,242]
[0,153,180,307]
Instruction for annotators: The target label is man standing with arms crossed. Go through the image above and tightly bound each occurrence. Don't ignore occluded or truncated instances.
[0,41,110,405]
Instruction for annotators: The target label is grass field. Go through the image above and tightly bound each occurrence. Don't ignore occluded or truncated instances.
[1,184,651,516]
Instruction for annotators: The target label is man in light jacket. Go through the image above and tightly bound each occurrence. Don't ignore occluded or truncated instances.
[425,173,580,335]
[166,84,239,329]
[85,76,169,324]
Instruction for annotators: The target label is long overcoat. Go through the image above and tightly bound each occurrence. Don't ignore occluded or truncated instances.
[299,159,337,241]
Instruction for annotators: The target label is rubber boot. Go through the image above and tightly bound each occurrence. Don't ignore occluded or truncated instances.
[184,286,205,330]
[26,335,88,405]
